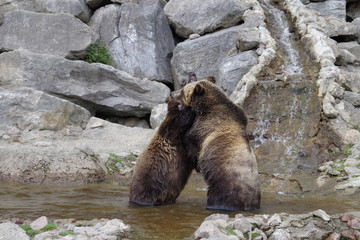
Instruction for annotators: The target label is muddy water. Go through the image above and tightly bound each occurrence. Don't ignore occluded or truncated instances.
[1,174,359,239]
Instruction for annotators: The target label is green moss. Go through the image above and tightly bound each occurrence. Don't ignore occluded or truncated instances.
[85,42,113,66]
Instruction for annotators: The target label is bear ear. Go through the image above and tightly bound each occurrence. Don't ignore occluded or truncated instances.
[193,83,205,97]
[206,76,216,84]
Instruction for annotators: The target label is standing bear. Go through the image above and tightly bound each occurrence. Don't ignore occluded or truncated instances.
[171,78,261,211]
[129,96,196,205]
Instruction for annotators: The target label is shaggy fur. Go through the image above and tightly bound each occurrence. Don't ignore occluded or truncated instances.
[171,79,261,211]
[129,97,196,205]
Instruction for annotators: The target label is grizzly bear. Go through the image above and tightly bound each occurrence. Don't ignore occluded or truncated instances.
[129,97,196,206]
[171,78,261,211]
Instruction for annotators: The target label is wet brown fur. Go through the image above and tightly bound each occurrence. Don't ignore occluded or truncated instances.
[171,79,261,211]
[129,97,196,206]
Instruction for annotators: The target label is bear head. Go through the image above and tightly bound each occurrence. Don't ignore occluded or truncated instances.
[170,77,218,113]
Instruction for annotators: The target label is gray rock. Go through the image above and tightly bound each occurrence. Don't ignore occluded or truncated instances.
[218,50,258,95]
[339,68,360,93]
[164,0,251,38]
[306,0,346,21]
[0,117,154,184]
[344,91,360,107]
[0,222,29,240]
[0,0,91,23]
[30,216,48,230]
[318,17,356,39]
[269,229,291,240]
[0,10,98,59]
[88,4,122,46]
[35,0,92,23]
[0,87,91,131]
[227,218,252,233]
[105,0,174,83]
[0,50,170,117]
[193,220,234,240]
[171,26,244,89]
[149,103,167,129]
[337,41,360,61]
[335,100,360,125]
[97,219,131,236]
[205,214,230,222]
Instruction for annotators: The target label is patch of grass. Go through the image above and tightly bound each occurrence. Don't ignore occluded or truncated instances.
[85,42,113,66]
[351,123,360,131]
[42,223,57,231]
[244,232,261,238]
[21,225,41,237]
[59,231,76,236]
[225,227,237,236]
[21,223,57,237]
[343,144,354,157]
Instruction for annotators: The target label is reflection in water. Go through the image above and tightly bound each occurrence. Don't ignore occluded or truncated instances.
[0,174,359,239]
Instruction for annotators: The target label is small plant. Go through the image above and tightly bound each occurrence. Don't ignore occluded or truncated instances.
[351,123,360,131]
[85,42,113,66]
[244,232,261,239]
[22,223,57,237]
[21,225,41,237]
[42,223,57,231]
[59,231,76,236]
[343,144,354,157]
[225,227,238,236]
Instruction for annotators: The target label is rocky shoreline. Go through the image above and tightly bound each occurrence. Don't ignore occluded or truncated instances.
[1,210,360,240]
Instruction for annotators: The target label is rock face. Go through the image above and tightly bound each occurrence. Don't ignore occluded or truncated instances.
[171,25,260,89]
[0,10,98,59]
[164,0,251,38]
[0,117,154,184]
[218,50,259,95]
[0,87,91,131]
[0,50,170,117]
[0,0,92,23]
[90,0,175,84]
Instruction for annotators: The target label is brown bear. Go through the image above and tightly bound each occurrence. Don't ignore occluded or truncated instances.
[171,78,261,211]
[129,97,196,206]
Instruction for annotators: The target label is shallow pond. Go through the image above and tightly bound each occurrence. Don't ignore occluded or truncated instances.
[1,173,359,239]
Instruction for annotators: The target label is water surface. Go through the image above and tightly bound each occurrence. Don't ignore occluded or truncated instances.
[1,174,359,239]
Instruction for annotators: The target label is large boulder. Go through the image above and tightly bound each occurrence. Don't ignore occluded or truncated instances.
[0,50,170,117]
[171,25,260,89]
[0,117,155,184]
[0,0,91,23]
[164,0,251,38]
[0,10,98,59]
[0,87,91,132]
[90,0,175,84]
[35,0,92,23]
[306,0,346,21]
[88,4,121,47]
[218,50,259,95]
